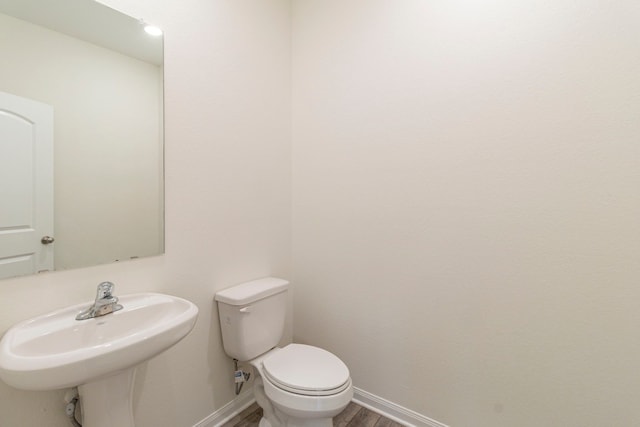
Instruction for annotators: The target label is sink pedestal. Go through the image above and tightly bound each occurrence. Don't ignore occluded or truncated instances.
[78,367,136,427]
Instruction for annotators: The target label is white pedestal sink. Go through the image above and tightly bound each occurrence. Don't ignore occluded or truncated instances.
[0,292,198,427]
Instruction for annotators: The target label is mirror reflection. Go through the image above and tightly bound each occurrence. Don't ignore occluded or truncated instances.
[0,0,164,280]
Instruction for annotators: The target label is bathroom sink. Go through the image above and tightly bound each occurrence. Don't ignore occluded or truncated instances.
[0,292,198,391]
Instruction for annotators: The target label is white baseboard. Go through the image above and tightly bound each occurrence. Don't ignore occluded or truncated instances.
[352,387,449,427]
[193,386,448,427]
[193,391,256,427]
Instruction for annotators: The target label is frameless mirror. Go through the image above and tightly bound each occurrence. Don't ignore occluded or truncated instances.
[0,0,164,280]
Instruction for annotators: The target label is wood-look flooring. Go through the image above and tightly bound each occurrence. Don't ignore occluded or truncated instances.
[223,401,404,427]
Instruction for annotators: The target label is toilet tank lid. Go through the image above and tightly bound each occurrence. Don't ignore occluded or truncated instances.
[215,277,289,306]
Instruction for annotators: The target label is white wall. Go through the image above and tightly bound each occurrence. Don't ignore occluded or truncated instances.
[0,0,291,426]
[0,12,163,270]
[292,1,640,426]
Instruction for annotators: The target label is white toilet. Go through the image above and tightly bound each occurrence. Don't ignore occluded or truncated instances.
[215,277,353,427]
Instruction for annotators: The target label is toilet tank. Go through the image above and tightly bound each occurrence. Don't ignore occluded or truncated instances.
[214,277,289,361]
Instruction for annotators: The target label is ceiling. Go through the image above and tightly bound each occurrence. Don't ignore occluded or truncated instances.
[0,0,162,65]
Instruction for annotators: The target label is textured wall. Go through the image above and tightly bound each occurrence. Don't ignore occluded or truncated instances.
[292,1,640,426]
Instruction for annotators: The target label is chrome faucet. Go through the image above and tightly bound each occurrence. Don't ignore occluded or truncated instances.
[76,282,123,320]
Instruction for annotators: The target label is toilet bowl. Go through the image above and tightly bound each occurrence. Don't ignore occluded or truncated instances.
[215,278,353,427]
[253,344,353,426]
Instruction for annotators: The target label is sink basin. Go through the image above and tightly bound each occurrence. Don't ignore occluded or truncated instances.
[0,292,198,390]
[0,292,198,427]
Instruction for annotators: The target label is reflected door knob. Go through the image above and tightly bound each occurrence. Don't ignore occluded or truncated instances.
[41,236,55,244]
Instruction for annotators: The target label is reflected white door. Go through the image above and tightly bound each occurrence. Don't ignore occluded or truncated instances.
[0,91,53,279]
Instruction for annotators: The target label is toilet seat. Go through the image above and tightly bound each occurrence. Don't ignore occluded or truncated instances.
[262,344,350,396]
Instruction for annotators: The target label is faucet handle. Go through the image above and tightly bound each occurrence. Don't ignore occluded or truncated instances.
[96,281,115,300]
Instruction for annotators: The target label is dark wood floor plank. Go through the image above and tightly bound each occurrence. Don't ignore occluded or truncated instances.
[333,402,363,427]
[373,416,405,427]
[234,410,262,427]
[221,402,261,427]
[345,407,381,427]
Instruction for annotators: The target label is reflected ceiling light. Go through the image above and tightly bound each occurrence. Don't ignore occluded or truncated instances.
[143,24,163,36]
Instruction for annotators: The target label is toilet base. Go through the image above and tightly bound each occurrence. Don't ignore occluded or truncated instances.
[258,415,332,427]
[285,417,333,427]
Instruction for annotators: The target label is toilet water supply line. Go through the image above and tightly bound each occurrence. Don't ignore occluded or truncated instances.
[234,359,251,395]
